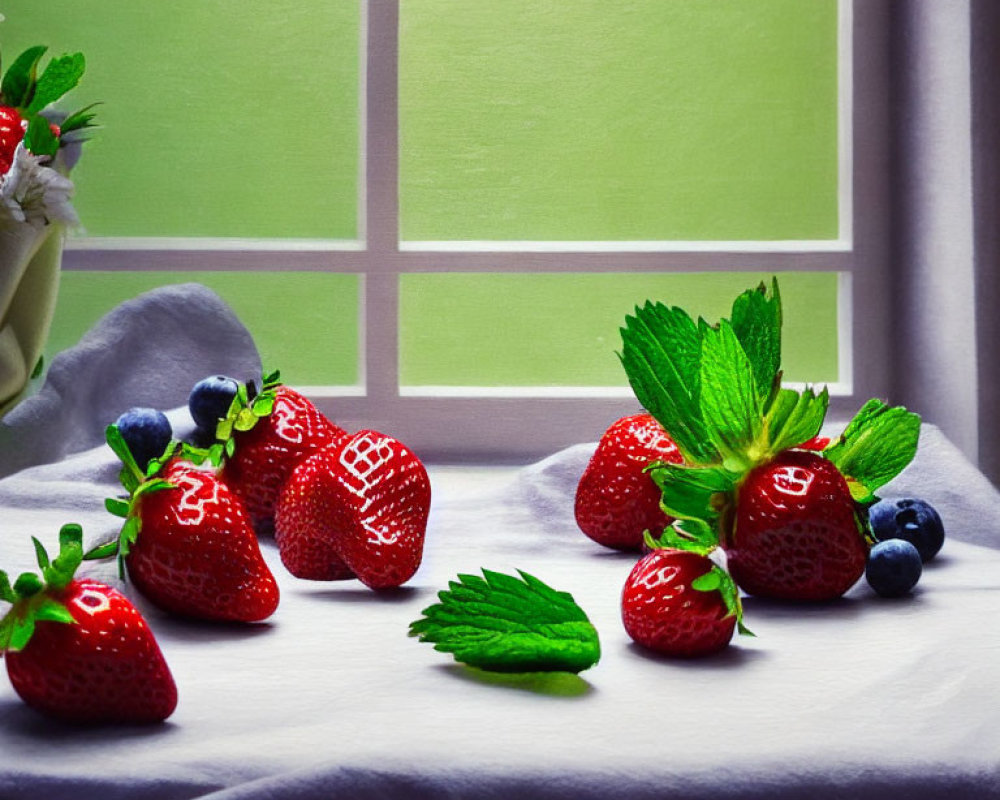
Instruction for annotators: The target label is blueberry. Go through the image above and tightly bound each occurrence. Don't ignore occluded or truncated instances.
[115,407,172,469]
[866,539,923,598]
[868,497,944,562]
[189,375,239,433]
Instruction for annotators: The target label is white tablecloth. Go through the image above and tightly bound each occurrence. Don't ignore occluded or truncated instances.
[0,417,998,800]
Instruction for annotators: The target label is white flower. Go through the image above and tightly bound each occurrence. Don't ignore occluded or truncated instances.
[0,143,79,228]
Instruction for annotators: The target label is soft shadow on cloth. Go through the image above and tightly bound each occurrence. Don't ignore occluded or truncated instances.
[0,282,260,479]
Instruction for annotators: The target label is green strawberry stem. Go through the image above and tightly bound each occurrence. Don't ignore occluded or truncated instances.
[0,525,84,653]
[88,426,178,578]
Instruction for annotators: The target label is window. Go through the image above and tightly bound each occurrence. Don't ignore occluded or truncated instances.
[11,0,884,459]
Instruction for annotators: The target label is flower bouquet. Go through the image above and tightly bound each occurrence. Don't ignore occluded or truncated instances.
[0,43,97,412]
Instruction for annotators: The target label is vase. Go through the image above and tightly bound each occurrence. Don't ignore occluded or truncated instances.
[0,220,64,413]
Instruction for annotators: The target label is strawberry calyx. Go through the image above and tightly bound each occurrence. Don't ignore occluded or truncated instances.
[87,425,180,577]
[0,524,84,653]
[201,369,281,467]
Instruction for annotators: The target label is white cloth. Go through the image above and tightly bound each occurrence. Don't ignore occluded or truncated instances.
[0,289,997,799]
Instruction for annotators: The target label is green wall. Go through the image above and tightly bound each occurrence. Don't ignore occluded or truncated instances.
[399,0,840,241]
[0,1,360,239]
[399,272,841,387]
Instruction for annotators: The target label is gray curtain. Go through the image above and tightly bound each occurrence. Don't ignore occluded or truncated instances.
[890,0,999,488]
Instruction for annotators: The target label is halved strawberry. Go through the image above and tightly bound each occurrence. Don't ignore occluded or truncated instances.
[2,525,177,724]
[97,428,280,622]
[575,413,684,551]
[621,547,745,657]
[215,373,349,534]
[275,429,431,590]
[724,449,868,601]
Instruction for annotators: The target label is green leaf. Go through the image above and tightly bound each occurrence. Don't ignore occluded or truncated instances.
[619,302,717,464]
[30,355,44,379]
[0,571,15,604]
[251,394,275,417]
[31,537,50,571]
[646,462,737,544]
[698,320,763,470]
[9,613,35,651]
[691,564,754,637]
[410,569,601,674]
[33,597,73,625]
[1,45,47,108]
[825,399,921,493]
[12,572,42,598]
[26,51,85,113]
[83,540,119,561]
[23,113,59,156]
[730,278,782,406]
[105,497,130,518]
[106,424,144,485]
[764,386,830,456]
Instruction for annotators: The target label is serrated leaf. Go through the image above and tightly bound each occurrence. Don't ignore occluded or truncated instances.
[730,278,782,406]
[1,45,46,108]
[619,302,717,464]
[26,51,85,112]
[825,399,921,493]
[647,461,737,529]
[765,385,830,456]
[698,320,763,470]
[410,569,600,674]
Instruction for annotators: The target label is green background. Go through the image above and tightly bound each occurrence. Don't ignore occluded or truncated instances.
[399,0,840,242]
[50,272,361,386]
[0,1,360,239]
[399,272,841,387]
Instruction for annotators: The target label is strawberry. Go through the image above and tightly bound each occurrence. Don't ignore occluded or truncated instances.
[0,106,27,174]
[620,280,921,604]
[1,525,177,724]
[97,428,280,622]
[724,449,868,601]
[275,429,431,589]
[214,372,349,534]
[621,547,746,657]
[575,412,684,551]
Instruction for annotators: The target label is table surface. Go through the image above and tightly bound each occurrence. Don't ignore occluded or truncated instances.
[0,424,998,800]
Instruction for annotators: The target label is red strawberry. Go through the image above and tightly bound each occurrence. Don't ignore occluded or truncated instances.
[621,548,740,657]
[724,449,868,601]
[275,430,431,589]
[100,428,280,622]
[575,413,684,551]
[0,106,26,174]
[2,525,177,724]
[219,377,348,534]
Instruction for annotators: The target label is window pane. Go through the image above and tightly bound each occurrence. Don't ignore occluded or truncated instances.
[399,272,841,388]
[400,0,839,242]
[50,272,361,387]
[1,1,360,239]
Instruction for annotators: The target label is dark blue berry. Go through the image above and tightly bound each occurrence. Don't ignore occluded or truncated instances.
[868,497,944,562]
[866,539,922,598]
[189,375,239,433]
[115,407,172,469]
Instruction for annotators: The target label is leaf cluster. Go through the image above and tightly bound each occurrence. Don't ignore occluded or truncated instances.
[0,45,98,158]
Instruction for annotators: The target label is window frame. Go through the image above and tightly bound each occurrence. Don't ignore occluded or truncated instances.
[62,0,891,462]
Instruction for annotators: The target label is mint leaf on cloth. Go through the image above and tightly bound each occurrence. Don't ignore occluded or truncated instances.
[410,569,601,674]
